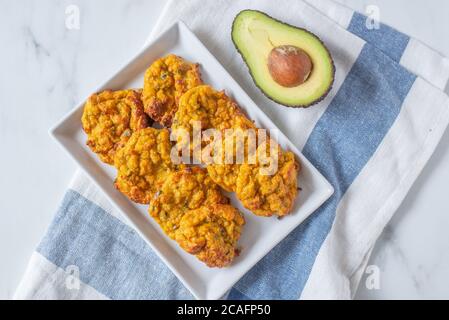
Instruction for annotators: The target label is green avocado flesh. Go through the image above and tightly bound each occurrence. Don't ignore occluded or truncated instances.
[232,10,335,107]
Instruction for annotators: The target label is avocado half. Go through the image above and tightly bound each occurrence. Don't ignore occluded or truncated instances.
[232,10,335,108]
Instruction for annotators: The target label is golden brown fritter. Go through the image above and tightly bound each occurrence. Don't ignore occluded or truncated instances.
[149,167,229,239]
[172,85,254,134]
[175,204,245,268]
[171,85,255,165]
[81,89,149,165]
[207,162,240,192]
[142,54,202,127]
[206,127,264,192]
[114,128,175,204]
[236,141,300,217]
[206,129,254,192]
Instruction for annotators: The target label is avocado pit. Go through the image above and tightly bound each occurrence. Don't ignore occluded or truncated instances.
[267,45,312,88]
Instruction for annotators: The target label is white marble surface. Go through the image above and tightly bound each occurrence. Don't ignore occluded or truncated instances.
[0,0,448,300]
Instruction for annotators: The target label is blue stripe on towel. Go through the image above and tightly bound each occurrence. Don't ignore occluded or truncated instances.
[37,190,193,300]
[348,12,410,62]
[229,42,416,300]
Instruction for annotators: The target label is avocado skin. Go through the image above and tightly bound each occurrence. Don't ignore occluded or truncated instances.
[231,10,335,108]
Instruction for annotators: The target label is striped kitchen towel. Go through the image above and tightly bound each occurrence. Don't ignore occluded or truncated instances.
[15,0,449,300]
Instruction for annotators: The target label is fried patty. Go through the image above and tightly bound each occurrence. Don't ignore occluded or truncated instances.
[114,128,175,204]
[206,129,253,192]
[149,167,229,239]
[142,54,202,127]
[236,141,300,217]
[81,89,149,165]
[172,85,253,133]
[172,85,255,165]
[207,162,240,192]
[175,204,245,268]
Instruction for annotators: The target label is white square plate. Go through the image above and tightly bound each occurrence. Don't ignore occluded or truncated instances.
[50,21,334,300]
